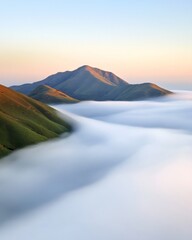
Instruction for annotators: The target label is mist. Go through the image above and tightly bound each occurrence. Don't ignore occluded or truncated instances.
[0,91,192,240]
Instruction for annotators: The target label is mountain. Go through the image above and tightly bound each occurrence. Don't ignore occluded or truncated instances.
[11,65,172,101]
[29,85,78,104]
[103,83,171,101]
[0,85,72,159]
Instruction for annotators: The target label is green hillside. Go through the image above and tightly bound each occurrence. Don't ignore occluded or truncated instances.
[0,85,72,159]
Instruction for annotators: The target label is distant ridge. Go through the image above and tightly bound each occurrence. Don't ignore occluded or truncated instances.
[11,65,172,102]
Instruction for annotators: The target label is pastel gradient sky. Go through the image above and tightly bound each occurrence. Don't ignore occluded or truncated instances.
[1,0,192,89]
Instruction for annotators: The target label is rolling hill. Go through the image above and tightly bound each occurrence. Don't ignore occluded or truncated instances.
[11,65,172,102]
[0,85,72,159]
[29,85,78,104]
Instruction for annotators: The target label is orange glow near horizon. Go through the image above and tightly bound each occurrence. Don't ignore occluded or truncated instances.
[1,0,192,89]
[1,45,191,86]
[1,32,192,87]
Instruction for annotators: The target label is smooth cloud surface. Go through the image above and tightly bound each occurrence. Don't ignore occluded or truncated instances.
[0,91,192,240]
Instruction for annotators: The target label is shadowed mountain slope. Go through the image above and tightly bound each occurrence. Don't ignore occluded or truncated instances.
[29,85,78,104]
[0,85,72,158]
[11,65,172,101]
[104,83,171,101]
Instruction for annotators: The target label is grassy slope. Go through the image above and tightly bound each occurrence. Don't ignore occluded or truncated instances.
[0,85,72,159]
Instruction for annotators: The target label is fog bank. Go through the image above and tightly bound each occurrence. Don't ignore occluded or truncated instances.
[0,91,192,240]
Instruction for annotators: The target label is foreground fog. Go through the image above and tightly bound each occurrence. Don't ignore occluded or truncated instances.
[0,91,192,240]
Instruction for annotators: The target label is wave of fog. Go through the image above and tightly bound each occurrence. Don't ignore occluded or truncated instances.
[0,91,192,240]
[57,91,192,132]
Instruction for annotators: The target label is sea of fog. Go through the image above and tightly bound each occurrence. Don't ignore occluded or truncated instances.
[0,91,192,240]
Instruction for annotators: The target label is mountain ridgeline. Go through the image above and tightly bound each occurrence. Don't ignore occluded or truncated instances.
[11,65,172,102]
[0,85,72,159]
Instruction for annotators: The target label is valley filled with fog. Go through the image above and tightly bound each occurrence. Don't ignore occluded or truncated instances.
[0,91,192,240]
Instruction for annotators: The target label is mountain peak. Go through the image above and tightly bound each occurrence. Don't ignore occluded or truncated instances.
[77,65,93,71]
[76,65,119,76]
[11,66,172,102]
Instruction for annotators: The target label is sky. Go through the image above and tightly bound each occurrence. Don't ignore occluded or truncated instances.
[0,0,192,89]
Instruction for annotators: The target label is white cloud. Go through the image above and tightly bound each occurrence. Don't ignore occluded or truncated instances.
[0,91,192,240]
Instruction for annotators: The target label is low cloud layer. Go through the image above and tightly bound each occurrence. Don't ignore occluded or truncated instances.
[0,92,192,240]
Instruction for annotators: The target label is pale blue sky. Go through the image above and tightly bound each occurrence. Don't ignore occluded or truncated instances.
[0,0,192,89]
